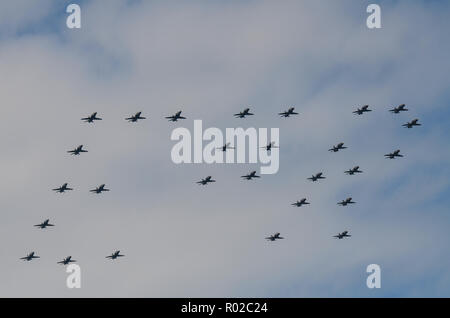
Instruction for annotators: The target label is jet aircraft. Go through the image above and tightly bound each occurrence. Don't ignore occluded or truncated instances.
[81,112,102,123]
[353,105,372,115]
[67,145,87,155]
[308,172,325,182]
[385,149,403,159]
[278,107,298,117]
[234,108,254,118]
[20,252,40,261]
[34,219,54,229]
[53,183,73,193]
[90,184,110,194]
[241,171,260,180]
[165,111,186,122]
[197,176,216,185]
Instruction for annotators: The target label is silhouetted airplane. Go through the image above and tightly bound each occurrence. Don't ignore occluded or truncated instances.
[53,183,73,193]
[345,166,363,175]
[278,107,298,117]
[20,252,40,261]
[81,112,102,123]
[106,250,125,260]
[234,108,254,118]
[338,197,356,206]
[90,184,110,194]
[241,171,260,180]
[329,142,347,152]
[334,231,351,239]
[126,112,146,122]
[385,149,403,159]
[402,119,421,128]
[165,111,186,122]
[216,142,235,152]
[265,233,284,241]
[292,198,310,207]
[353,105,372,115]
[68,145,87,155]
[58,256,76,265]
[308,172,325,182]
[197,176,216,185]
[261,141,278,151]
[34,219,54,229]
[389,104,408,113]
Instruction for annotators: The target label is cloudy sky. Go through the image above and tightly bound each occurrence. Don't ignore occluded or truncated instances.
[1,0,449,297]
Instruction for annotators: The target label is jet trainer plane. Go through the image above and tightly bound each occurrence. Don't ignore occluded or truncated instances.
[345,166,363,175]
[241,171,260,180]
[402,119,421,128]
[265,233,284,241]
[165,111,186,122]
[292,198,310,207]
[385,149,403,159]
[261,141,278,152]
[389,104,408,113]
[90,184,110,194]
[57,256,76,265]
[329,142,347,152]
[81,112,102,123]
[197,176,216,185]
[20,252,40,261]
[338,197,356,206]
[67,145,88,155]
[278,107,298,117]
[234,108,254,118]
[106,250,125,260]
[308,172,325,182]
[34,219,54,229]
[126,112,146,122]
[216,142,235,152]
[334,231,351,239]
[353,105,372,115]
[53,183,73,193]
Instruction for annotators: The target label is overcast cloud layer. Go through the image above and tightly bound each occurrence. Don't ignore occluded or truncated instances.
[1,0,450,297]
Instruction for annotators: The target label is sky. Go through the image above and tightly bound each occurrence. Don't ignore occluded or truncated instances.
[0,0,449,297]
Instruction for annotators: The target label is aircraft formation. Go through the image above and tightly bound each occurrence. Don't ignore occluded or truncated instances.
[22,104,421,264]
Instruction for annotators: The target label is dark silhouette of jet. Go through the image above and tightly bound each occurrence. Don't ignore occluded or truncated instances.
[20,252,40,261]
[278,107,298,117]
[334,231,351,239]
[353,105,372,115]
[241,171,260,180]
[53,183,73,193]
[385,149,403,159]
[197,176,216,185]
[68,145,87,155]
[402,119,421,128]
[126,112,146,122]
[265,233,284,241]
[345,166,363,175]
[106,250,125,260]
[329,142,347,152]
[58,256,76,265]
[234,108,254,118]
[165,111,186,122]
[308,172,325,182]
[338,197,356,206]
[90,184,110,194]
[216,142,235,152]
[81,112,102,123]
[34,219,54,229]
[389,104,408,113]
[292,198,310,207]
[261,141,278,152]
